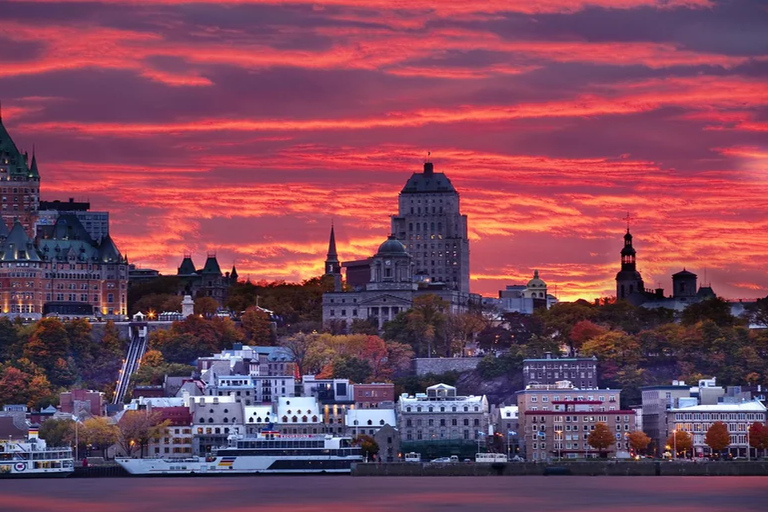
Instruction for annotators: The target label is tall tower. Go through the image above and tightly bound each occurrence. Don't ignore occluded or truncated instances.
[615,229,645,301]
[324,224,341,276]
[0,106,40,236]
[324,224,342,292]
[390,161,470,294]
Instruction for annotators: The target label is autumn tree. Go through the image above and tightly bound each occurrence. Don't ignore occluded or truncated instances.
[117,410,169,458]
[82,417,120,457]
[748,422,768,458]
[666,430,693,458]
[587,422,615,458]
[353,434,380,461]
[627,430,651,455]
[241,307,275,345]
[23,318,69,373]
[194,297,219,318]
[681,297,738,328]
[569,320,608,354]
[704,421,731,457]
[279,332,318,377]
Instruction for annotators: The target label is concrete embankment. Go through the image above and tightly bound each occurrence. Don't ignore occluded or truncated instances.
[352,461,768,477]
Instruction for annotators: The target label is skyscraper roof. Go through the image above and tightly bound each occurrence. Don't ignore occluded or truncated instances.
[400,162,457,194]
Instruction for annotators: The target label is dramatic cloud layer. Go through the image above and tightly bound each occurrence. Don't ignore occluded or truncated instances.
[1,0,767,300]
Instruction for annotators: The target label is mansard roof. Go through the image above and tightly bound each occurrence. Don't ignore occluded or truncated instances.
[202,255,222,275]
[1,220,41,262]
[98,234,122,263]
[0,220,9,239]
[178,256,197,275]
[400,162,457,195]
[0,118,32,178]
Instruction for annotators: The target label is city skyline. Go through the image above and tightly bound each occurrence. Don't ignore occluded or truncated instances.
[1,0,767,301]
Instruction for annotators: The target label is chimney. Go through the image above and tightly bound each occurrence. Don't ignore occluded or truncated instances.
[423,162,434,176]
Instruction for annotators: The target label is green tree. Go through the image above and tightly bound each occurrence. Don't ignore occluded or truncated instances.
[39,418,74,447]
[681,297,738,327]
[535,300,597,355]
[331,355,372,383]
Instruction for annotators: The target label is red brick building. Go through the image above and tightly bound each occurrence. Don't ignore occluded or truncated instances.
[60,389,105,417]
[354,383,395,408]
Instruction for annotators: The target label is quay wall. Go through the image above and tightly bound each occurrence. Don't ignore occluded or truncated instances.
[413,358,480,376]
[353,461,768,477]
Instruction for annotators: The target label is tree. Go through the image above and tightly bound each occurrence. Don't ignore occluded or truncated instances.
[39,418,74,447]
[748,422,768,458]
[627,430,651,455]
[81,417,120,457]
[569,320,608,353]
[279,332,317,377]
[194,297,219,318]
[353,434,380,461]
[705,421,731,457]
[587,422,615,458]
[117,410,169,458]
[331,355,372,383]
[23,318,69,372]
[666,430,693,458]
[681,297,738,327]
[241,307,275,345]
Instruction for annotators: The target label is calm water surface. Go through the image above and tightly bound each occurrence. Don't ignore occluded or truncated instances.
[1,476,767,511]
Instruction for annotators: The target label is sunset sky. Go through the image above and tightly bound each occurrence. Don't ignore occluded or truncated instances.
[1,0,767,301]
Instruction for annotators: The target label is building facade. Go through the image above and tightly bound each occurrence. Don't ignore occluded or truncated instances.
[517,381,635,460]
[0,115,127,319]
[398,383,490,458]
[390,162,469,295]
[665,401,767,458]
[0,114,39,237]
[37,198,109,243]
[523,355,598,389]
[177,254,237,307]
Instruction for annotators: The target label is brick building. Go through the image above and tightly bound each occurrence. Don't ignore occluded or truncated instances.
[517,381,635,461]
[523,354,598,388]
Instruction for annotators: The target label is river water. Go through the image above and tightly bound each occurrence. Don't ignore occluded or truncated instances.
[1,475,766,511]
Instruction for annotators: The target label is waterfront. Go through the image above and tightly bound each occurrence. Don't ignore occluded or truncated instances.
[1,476,767,511]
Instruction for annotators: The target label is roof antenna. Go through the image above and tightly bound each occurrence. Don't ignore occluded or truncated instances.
[623,212,632,231]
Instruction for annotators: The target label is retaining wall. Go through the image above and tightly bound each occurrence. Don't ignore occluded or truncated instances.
[353,461,768,477]
[413,358,480,376]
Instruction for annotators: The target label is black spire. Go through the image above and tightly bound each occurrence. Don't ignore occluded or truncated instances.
[324,224,341,276]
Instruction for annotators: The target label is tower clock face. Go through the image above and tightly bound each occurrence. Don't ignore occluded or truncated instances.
[385,260,391,266]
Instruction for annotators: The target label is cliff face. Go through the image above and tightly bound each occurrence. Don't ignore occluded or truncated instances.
[456,370,524,407]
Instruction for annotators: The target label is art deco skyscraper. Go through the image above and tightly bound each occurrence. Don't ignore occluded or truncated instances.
[390,161,469,295]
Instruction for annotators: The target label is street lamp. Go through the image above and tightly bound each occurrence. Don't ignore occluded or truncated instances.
[507,431,517,458]
[477,431,485,454]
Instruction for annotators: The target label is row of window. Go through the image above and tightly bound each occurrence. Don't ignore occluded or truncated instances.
[674,412,761,421]
[404,405,481,413]
[406,418,480,427]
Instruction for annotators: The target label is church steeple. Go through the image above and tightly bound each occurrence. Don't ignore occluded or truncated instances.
[616,227,645,301]
[324,224,341,276]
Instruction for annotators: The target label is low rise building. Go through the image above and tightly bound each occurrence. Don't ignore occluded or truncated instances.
[523,354,598,388]
[664,400,767,458]
[398,383,490,459]
[189,395,243,455]
[345,408,397,437]
[517,381,634,461]
[59,389,105,417]
[353,383,395,409]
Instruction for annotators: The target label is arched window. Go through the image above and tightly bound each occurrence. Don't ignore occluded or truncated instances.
[379,419,385,425]
[463,406,468,412]
[257,417,262,423]
[208,418,214,423]
[282,416,288,422]
[312,415,318,422]
[302,416,308,422]
[367,420,373,426]
[248,417,254,423]
[223,417,229,423]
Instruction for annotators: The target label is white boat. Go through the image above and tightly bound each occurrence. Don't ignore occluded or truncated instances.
[0,438,74,478]
[116,431,362,475]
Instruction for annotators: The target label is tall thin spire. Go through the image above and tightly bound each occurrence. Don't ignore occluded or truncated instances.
[327,224,338,260]
[324,224,341,277]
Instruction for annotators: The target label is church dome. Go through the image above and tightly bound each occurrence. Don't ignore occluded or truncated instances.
[527,270,546,289]
[376,235,407,256]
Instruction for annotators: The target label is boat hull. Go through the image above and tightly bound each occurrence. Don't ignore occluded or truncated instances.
[116,456,360,476]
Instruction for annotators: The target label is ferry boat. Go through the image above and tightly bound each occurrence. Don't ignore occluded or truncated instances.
[116,431,362,475]
[0,438,74,478]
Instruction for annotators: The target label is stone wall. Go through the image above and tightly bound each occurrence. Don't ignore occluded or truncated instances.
[413,358,480,376]
[353,461,768,477]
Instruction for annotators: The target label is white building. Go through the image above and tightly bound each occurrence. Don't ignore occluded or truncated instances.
[665,400,767,457]
[345,408,397,437]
